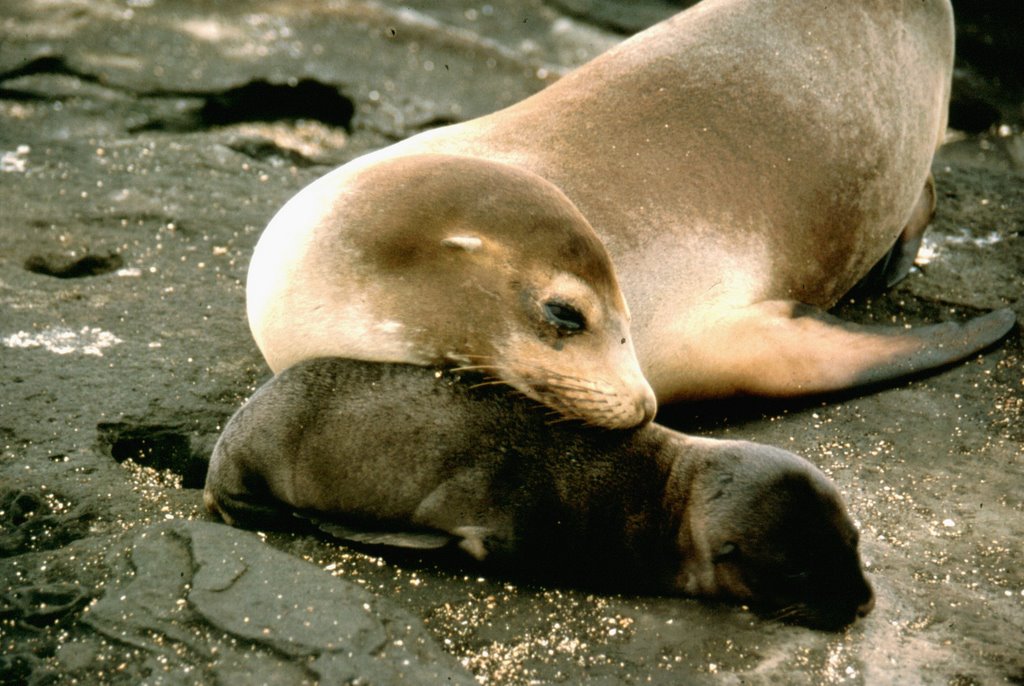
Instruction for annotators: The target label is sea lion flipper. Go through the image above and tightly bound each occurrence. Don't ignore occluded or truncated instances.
[452,526,493,561]
[310,517,494,556]
[308,517,454,550]
[852,176,935,293]
[662,302,1015,399]
[885,175,936,288]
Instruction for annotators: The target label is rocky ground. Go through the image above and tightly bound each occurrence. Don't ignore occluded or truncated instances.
[1,1,1021,684]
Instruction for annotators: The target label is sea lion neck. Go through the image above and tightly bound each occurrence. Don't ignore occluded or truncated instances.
[650,426,703,568]
[570,424,694,589]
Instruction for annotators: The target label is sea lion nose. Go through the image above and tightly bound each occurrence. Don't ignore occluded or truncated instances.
[638,385,658,425]
[604,381,656,429]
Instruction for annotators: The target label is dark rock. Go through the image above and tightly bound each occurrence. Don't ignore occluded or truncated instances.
[0,583,91,628]
[950,0,1024,127]
[0,652,40,685]
[130,79,356,134]
[0,489,94,557]
[82,521,474,685]
[23,251,124,279]
[96,422,207,489]
[546,0,690,33]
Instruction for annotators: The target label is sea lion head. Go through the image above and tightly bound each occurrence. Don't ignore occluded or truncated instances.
[672,443,874,630]
[343,154,657,428]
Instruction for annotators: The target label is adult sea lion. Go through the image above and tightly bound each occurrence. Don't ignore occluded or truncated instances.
[247,0,1014,424]
[249,156,656,428]
[204,358,875,630]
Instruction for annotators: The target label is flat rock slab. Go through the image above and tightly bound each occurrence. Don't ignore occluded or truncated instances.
[2,519,472,684]
[1,1,1022,684]
[81,521,473,684]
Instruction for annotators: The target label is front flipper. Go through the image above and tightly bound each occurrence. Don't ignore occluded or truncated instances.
[307,516,498,561]
[653,301,1015,401]
[853,175,936,293]
[411,474,512,562]
[296,472,509,561]
[307,517,454,550]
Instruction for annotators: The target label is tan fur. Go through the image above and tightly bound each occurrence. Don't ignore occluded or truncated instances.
[249,0,1013,415]
[249,154,656,427]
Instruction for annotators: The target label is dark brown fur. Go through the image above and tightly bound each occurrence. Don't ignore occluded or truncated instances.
[205,358,874,630]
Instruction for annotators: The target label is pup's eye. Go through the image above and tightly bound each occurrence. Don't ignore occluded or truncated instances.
[543,301,586,333]
[713,542,739,562]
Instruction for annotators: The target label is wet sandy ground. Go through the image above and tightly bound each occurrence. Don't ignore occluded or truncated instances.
[1,1,1021,683]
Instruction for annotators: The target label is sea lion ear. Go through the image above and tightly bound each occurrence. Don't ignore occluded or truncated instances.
[441,235,484,252]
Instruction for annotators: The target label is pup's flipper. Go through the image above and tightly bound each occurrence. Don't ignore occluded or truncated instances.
[304,516,454,550]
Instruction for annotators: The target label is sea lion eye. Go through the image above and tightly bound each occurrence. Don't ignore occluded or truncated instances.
[714,542,739,562]
[543,301,586,333]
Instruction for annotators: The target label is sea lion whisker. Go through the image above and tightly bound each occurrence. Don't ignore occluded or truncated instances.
[533,393,615,421]
[456,360,606,393]
[554,396,614,407]
[540,380,604,394]
[530,387,610,408]
[542,390,620,407]
[548,377,620,396]
[544,415,587,427]
[517,394,577,419]
[488,360,600,388]
[469,380,517,391]
[768,605,806,622]
[577,416,617,429]
[536,408,572,423]
[510,363,589,383]
[531,393,588,420]
[539,369,602,385]
[541,377,597,388]
[535,385,601,399]
[451,365,505,374]
[458,353,501,361]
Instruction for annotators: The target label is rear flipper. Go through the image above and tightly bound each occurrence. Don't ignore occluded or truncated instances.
[653,301,1016,401]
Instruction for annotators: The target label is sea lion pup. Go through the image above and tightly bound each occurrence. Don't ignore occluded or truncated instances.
[204,358,875,630]
[247,0,1014,419]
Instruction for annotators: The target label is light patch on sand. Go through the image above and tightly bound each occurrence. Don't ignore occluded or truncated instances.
[180,18,245,43]
[916,228,1003,265]
[4,326,123,356]
[227,121,348,159]
[1,145,30,172]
